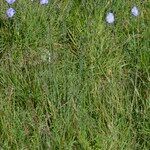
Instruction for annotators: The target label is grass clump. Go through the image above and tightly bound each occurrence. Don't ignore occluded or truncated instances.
[0,0,150,149]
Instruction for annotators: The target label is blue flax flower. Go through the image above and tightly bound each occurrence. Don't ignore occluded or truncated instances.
[106,12,115,24]
[131,6,139,17]
[6,8,16,18]
[40,0,49,5]
[6,0,16,4]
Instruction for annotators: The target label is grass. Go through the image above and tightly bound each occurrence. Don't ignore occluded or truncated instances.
[0,0,150,149]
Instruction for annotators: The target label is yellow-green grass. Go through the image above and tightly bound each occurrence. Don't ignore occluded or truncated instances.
[0,0,150,149]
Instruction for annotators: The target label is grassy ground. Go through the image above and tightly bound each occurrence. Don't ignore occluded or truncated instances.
[0,0,150,149]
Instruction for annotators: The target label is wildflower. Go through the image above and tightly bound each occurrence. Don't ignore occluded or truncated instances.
[131,6,139,17]
[40,0,49,5]
[6,8,16,18]
[106,12,115,24]
[6,0,16,4]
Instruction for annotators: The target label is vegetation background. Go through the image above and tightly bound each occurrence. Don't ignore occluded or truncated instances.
[0,0,150,149]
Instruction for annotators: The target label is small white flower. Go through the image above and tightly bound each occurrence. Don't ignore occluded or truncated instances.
[106,12,115,24]
[40,0,49,5]
[6,8,16,18]
[131,6,139,17]
[6,0,16,4]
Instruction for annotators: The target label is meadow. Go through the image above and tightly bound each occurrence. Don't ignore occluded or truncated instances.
[0,0,150,149]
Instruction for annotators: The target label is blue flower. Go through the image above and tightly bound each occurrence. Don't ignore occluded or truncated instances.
[131,6,139,17]
[6,8,16,18]
[6,0,16,4]
[40,0,49,5]
[106,12,115,24]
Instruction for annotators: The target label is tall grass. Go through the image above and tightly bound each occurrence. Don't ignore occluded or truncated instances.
[0,0,150,149]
